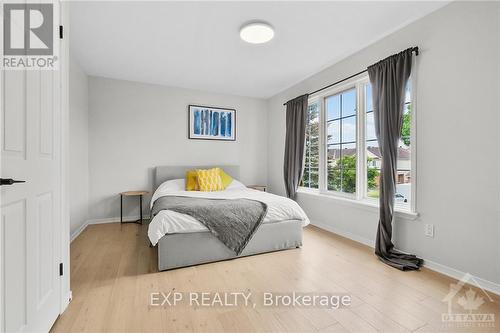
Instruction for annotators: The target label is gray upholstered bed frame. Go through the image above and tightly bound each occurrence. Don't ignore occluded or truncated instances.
[152,165,303,271]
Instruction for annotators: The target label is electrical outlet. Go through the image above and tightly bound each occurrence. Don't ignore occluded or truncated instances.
[424,224,434,238]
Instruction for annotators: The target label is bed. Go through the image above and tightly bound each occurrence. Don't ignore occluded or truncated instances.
[149,165,309,271]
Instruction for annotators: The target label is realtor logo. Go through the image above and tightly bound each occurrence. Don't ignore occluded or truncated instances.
[3,3,53,55]
[441,273,495,328]
[1,1,59,69]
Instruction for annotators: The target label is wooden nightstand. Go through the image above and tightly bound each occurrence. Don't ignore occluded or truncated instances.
[247,185,267,192]
[120,191,149,224]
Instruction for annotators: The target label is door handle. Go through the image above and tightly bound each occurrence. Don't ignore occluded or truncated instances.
[0,178,26,186]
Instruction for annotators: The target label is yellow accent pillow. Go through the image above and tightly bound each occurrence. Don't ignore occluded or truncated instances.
[219,169,233,189]
[196,168,224,192]
[185,170,199,191]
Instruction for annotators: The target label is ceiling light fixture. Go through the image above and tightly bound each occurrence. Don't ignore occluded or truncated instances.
[240,22,274,44]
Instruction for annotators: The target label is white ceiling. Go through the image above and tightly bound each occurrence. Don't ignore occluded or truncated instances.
[70,1,448,98]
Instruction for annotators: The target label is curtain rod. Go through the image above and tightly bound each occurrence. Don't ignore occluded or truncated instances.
[283,46,419,106]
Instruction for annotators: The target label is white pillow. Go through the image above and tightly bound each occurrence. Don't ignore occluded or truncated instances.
[150,179,185,208]
[225,179,247,190]
[157,178,185,192]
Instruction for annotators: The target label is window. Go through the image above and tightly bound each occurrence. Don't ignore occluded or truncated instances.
[299,75,414,211]
[326,88,357,194]
[365,83,412,206]
[302,102,320,189]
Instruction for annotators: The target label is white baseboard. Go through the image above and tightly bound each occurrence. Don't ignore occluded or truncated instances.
[70,221,88,242]
[70,215,150,243]
[423,258,500,296]
[311,220,375,248]
[310,220,500,296]
[59,290,71,314]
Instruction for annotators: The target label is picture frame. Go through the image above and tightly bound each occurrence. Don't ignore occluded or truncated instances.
[188,105,236,141]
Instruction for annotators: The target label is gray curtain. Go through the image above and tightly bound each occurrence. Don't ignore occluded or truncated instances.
[283,94,309,199]
[368,48,423,270]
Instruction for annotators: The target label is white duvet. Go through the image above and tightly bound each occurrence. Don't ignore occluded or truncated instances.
[148,180,310,245]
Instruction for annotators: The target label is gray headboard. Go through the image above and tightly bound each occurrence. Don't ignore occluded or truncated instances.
[153,165,240,191]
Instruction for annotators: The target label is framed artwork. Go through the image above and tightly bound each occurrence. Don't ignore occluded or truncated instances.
[188,105,236,141]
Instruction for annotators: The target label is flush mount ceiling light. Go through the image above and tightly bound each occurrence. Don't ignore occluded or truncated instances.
[240,22,274,44]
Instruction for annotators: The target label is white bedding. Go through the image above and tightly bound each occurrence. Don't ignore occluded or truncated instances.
[148,181,310,245]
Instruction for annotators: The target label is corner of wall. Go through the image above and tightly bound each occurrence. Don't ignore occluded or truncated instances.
[69,55,90,237]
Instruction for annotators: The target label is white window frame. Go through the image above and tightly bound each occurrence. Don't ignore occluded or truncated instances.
[299,72,417,215]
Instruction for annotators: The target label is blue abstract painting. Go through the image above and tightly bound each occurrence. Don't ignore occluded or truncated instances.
[189,105,236,141]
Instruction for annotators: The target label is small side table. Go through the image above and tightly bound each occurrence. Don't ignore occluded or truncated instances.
[120,191,149,224]
[247,185,267,192]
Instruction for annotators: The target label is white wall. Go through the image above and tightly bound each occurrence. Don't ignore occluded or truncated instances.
[69,56,89,236]
[88,77,268,220]
[267,2,500,285]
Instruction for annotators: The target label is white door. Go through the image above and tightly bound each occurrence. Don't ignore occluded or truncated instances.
[1,32,62,333]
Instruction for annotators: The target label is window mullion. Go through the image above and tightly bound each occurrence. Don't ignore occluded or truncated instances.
[319,97,327,193]
[409,66,417,213]
[356,82,365,201]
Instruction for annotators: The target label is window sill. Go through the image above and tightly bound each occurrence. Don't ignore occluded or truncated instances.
[297,187,419,220]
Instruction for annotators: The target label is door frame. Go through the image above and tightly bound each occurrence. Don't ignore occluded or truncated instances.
[59,0,71,315]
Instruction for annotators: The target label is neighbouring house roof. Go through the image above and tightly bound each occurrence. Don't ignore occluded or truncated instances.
[328,148,356,160]
[327,146,410,160]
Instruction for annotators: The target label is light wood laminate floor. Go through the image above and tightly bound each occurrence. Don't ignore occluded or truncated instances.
[51,222,499,333]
